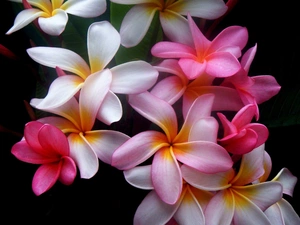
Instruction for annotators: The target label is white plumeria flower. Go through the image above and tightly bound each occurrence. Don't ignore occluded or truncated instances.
[6,0,107,35]
[27,21,159,125]
[110,0,228,47]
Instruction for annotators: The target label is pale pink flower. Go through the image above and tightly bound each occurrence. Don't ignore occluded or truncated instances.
[123,165,213,225]
[220,44,281,119]
[112,92,232,204]
[27,21,158,125]
[11,121,77,196]
[6,0,106,35]
[110,0,228,47]
[31,76,130,179]
[151,14,248,80]
[217,104,269,155]
[181,144,283,225]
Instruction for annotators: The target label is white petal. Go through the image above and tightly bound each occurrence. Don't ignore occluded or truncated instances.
[110,61,158,94]
[124,165,153,190]
[62,0,106,17]
[88,21,120,72]
[38,9,68,35]
[6,8,45,34]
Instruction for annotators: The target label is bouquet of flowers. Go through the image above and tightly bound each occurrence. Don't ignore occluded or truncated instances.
[2,0,299,224]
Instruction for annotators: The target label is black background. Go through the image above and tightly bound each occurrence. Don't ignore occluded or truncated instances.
[1,0,299,224]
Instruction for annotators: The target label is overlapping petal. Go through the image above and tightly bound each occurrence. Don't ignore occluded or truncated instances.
[38,9,68,35]
[62,0,106,17]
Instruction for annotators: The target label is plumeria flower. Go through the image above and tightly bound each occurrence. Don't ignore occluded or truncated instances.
[123,165,214,225]
[110,0,228,47]
[27,21,158,125]
[220,44,281,119]
[11,121,77,196]
[181,144,284,225]
[31,74,130,179]
[6,0,106,36]
[150,58,244,119]
[217,104,269,155]
[112,92,233,204]
[255,151,300,224]
[151,14,248,80]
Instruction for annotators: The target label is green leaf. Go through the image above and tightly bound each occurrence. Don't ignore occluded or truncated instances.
[110,2,163,65]
[259,87,300,127]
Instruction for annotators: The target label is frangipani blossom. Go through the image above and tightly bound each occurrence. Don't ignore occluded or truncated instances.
[6,0,106,35]
[110,0,228,47]
[27,21,158,125]
[112,92,233,204]
[220,44,281,119]
[124,165,213,225]
[31,73,130,179]
[150,58,244,119]
[11,121,77,196]
[217,104,269,155]
[181,144,283,225]
[151,14,248,79]
[257,151,300,224]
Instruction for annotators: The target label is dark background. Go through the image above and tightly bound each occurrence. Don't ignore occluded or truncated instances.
[1,0,299,224]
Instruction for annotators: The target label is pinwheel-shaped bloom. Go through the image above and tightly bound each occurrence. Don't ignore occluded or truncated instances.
[123,165,213,225]
[11,121,77,196]
[217,104,269,155]
[27,21,158,125]
[6,0,106,35]
[150,58,244,119]
[256,151,300,224]
[110,0,228,47]
[31,75,130,179]
[220,44,281,119]
[151,14,248,80]
[181,144,283,225]
[112,92,233,204]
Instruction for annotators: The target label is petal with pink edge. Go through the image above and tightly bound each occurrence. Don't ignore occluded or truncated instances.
[152,147,182,204]
[134,190,179,225]
[38,9,68,35]
[32,163,61,196]
[110,61,158,94]
[272,168,298,196]
[68,133,99,179]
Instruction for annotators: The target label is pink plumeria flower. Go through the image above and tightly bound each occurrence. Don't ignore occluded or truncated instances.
[151,14,248,80]
[220,44,281,119]
[31,75,130,179]
[112,92,233,204]
[217,104,269,155]
[110,0,228,47]
[182,144,283,225]
[151,58,244,119]
[27,21,158,125]
[123,165,213,225]
[6,0,106,35]
[256,151,300,224]
[11,121,77,196]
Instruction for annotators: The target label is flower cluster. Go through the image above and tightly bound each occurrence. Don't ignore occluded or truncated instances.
[5,0,299,224]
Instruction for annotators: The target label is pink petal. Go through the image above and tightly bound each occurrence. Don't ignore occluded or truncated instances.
[217,112,237,136]
[206,51,242,77]
[128,91,178,140]
[174,141,233,173]
[152,147,182,204]
[110,60,158,94]
[88,21,120,72]
[23,121,44,153]
[111,131,168,170]
[178,58,207,80]
[32,163,61,195]
[133,191,179,225]
[84,130,130,164]
[241,44,257,72]
[68,133,99,179]
[151,41,197,59]
[244,123,269,147]
[38,9,68,35]
[189,117,219,143]
[59,156,77,185]
[154,59,188,82]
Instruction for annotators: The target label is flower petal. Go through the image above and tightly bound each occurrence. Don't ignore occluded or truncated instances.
[110,60,158,94]
[272,168,298,197]
[59,156,77,185]
[38,9,68,35]
[62,0,106,17]
[178,58,207,80]
[124,165,153,190]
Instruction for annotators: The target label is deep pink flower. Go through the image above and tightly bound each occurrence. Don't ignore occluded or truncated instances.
[11,121,77,196]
